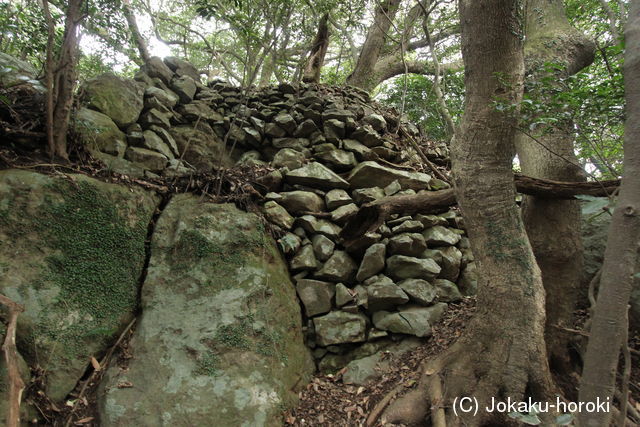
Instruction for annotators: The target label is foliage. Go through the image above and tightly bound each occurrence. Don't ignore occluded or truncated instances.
[379,71,464,140]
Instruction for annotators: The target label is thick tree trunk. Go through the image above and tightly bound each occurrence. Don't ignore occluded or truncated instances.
[379,2,556,425]
[302,13,330,83]
[346,0,402,91]
[578,2,640,425]
[517,0,595,372]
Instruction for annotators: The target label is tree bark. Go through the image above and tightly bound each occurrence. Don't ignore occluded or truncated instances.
[340,175,620,242]
[346,0,402,90]
[122,0,151,66]
[578,2,640,425]
[380,2,556,424]
[302,13,330,83]
[516,0,595,372]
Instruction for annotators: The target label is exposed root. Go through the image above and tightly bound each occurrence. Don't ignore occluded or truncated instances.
[0,294,26,427]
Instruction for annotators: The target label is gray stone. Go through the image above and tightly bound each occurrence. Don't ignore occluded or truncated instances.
[141,130,175,159]
[142,56,174,84]
[351,187,385,204]
[363,113,387,132]
[139,108,172,128]
[263,201,294,229]
[290,245,319,271]
[278,191,325,215]
[398,279,437,305]
[144,86,179,108]
[344,232,382,259]
[98,199,313,426]
[351,125,384,147]
[169,124,229,171]
[316,251,358,283]
[286,162,349,190]
[325,189,353,210]
[171,75,197,103]
[272,137,310,150]
[386,255,441,281]
[312,234,335,262]
[331,203,358,225]
[315,149,357,172]
[384,180,402,196]
[125,147,168,171]
[265,122,287,137]
[314,312,368,346]
[433,279,463,302]
[343,139,372,160]
[177,100,223,122]
[324,119,346,142]
[436,246,463,281]
[82,73,144,128]
[75,107,127,157]
[322,109,355,121]
[272,148,306,169]
[296,279,335,317]
[416,214,448,228]
[391,220,424,234]
[372,309,430,337]
[148,126,179,156]
[366,276,409,311]
[356,243,386,281]
[164,56,201,81]
[294,119,319,137]
[274,112,297,134]
[335,283,355,307]
[0,52,42,90]
[348,161,432,190]
[422,226,461,246]
[0,170,158,400]
[387,233,427,257]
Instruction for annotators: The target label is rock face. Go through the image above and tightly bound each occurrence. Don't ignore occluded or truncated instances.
[99,198,313,426]
[75,107,127,157]
[0,170,158,400]
[82,73,145,128]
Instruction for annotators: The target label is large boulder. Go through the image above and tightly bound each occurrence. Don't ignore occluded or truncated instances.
[0,170,158,401]
[98,198,313,426]
[82,73,145,128]
[0,52,43,91]
[169,124,231,171]
[74,107,127,157]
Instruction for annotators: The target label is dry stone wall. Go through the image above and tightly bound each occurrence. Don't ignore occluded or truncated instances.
[78,56,477,369]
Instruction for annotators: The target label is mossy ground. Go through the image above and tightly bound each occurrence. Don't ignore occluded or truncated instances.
[2,179,148,360]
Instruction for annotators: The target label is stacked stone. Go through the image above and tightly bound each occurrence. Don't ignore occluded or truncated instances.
[77,57,476,365]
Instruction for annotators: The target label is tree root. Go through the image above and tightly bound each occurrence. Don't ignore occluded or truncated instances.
[0,294,26,427]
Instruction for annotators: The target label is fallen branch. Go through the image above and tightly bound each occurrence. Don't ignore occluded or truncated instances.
[0,294,26,427]
[340,174,620,241]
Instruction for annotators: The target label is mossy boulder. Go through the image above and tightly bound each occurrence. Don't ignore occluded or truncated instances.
[74,107,127,157]
[82,73,145,128]
[0,170,159,401]
[98,198,313,426]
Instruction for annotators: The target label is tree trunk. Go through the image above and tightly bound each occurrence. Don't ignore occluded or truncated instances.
[517,0,595,372]
[346,0,402,91]
[302,13,330,83]
[578,2,640,425]
[123,0,151,66]
[49,0,84,160]
[379,2,556,425]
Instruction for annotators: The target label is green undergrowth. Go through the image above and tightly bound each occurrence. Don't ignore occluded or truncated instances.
[6,180,148,359]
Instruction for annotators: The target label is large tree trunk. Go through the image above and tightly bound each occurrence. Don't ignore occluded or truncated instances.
[346,0,402,91]
[123,0,151,66]
[517,0,595,372]
[578,2,640,425]
[379,1,556,425]
[302,13,330,83]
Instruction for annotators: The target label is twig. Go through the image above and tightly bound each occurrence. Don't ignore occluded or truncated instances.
[0,294,26,427]
[63,317,136,427]
[366,384,402,427]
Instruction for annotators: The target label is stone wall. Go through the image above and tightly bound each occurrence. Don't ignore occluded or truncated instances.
[77,56,476,370]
